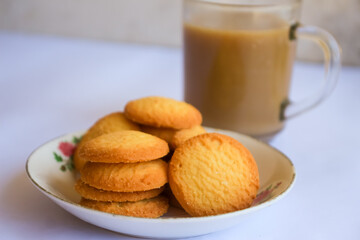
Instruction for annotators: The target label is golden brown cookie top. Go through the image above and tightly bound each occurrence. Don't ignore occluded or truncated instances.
[78,130,169,163]
[124,96,202,129]
[81,159,168,192]
[169,133,259,217]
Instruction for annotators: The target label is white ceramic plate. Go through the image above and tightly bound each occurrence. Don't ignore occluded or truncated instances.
[26,128,295,239]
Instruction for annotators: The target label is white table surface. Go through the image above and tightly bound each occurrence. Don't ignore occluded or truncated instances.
[1,32,359,240]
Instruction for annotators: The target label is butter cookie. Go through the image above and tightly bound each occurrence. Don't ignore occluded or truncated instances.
[80,196,169,218]
[124,96,202,129]
[75,179,164,202]
[79,130,169,163]
[169,133,259,217]
[74,112,139,170]
[81,159,168,192]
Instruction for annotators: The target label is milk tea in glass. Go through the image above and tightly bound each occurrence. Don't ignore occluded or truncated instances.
[184,0,341,139]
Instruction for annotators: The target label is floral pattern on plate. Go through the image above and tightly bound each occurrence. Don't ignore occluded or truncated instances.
[53,136,81,172]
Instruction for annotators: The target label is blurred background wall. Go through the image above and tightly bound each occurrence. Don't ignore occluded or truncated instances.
[0,0,359,66]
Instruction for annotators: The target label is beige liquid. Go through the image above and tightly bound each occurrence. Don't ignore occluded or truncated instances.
[184,14,296,137]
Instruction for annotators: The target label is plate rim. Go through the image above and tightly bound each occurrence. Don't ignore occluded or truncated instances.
[25,128,296,223]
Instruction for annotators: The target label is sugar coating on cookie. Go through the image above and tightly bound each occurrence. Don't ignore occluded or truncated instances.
[171,125,206,148]
[75,179,164,202]
[124,96,202,129]
[78,130,169,163]
[169,133,259,217]
[73,112,140,170]
[81,159,168,192]
[80,196,169,218]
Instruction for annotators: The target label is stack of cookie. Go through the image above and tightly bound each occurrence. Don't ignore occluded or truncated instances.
[124,96,207,150]
[73,96,260,218]
[123,96,209,209]
[75,130,170,218]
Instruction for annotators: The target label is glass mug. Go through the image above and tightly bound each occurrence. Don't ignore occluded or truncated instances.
[183,0,341,140]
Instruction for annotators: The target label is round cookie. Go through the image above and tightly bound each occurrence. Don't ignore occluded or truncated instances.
[74,112,140,170]
[124,96,202,129]
[75,179,164,202]
[79,130,169,163]
[81,159,168,192]
[80,196,169,218]
[169,133,259,217]
[171,125,206,148]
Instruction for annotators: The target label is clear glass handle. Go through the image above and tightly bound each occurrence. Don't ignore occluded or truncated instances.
[283,24,341,119]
